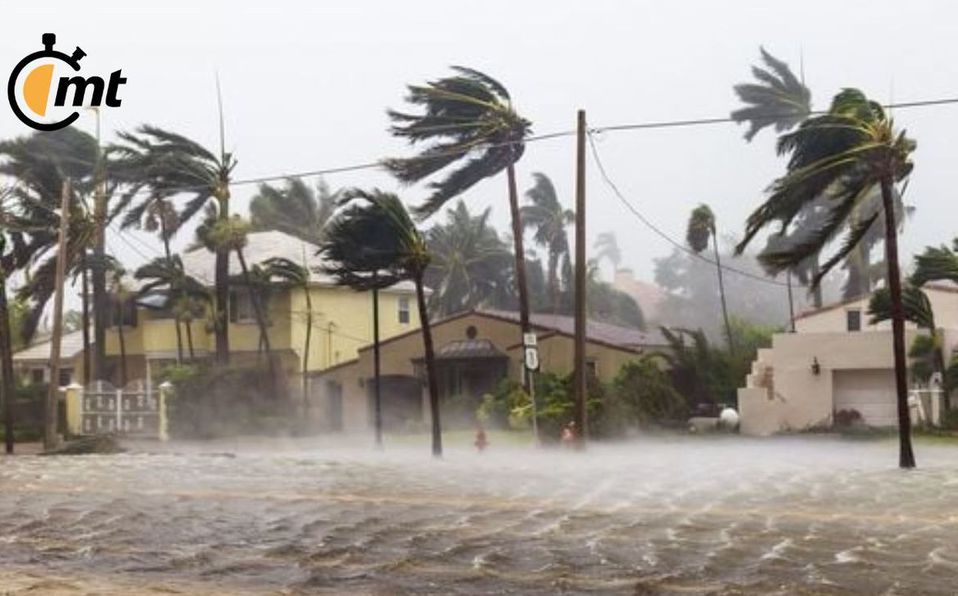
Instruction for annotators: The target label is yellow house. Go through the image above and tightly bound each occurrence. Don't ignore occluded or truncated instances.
[313,309,670,432]
[96,230,421,390]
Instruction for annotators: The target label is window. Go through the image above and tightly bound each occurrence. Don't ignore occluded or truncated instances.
[30,368,44,384]
[398,297,410,324]
[110,300,137,327]
[58,368,72,387]
[229,289,257,324]
[846,309,862,332]
[586,359,598,379]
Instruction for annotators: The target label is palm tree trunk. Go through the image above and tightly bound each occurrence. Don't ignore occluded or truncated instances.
[117,314,127,387]
[880,175,915,469]
[214,245,230,365]
[415,274,441,457]
[712,236,735,353]
[174,320,184,364]
[372,286,383,447]
[506,163,533,393]
[186,322,195,360]
[811,257,823,308]
[81,252,91,385]
[303,288,312,413]
[235,248,277,384]
[0,280,16,454]
[160,236,184,365]
[548,250,560,314]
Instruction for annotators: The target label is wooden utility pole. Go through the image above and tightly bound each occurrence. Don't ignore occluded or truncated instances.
[572,110,588,446]
[45,180,71,451]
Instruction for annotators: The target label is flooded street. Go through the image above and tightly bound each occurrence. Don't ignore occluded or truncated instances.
[2,437,958,594]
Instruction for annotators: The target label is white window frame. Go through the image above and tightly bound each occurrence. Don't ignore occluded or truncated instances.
[398,297,411,324]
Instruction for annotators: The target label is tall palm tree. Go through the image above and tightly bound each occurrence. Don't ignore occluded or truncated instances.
[687,205,734,352]
[385,66,534,392]
[424,200,512,317]
[264,256,313,409]
[250,177,339,244]
[135,255,208,362]
[731,47,812,141]
[521,173,574,313]
[111,125,236,365]
[171,295,206,360]
[321,189,441,456]
[106,261,131,387]
[593,231,621,276]
[736,89,917,468]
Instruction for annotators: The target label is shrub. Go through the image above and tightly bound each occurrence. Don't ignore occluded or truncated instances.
[611,357,688,428]
[833,408,863,428]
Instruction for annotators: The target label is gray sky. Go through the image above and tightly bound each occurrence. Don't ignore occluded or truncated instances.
[3,0,957,284]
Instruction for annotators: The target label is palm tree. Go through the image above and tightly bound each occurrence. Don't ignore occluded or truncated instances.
[385,66,534,392]
[594,232,621,276]
[135,255,208,362]
[250,177,339,244]
[868,285,945,391]
[171,295,206,360]
[687,205,734,352]
[106,261,132,386]
[521,173,574,313]
[321,189,441,456]
[424,200,512,317]
[264,256,313,409]
[731,47,812,141]
[736,89,917,468]
[111,125,236,365]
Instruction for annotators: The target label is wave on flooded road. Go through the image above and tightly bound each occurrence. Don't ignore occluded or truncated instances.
[2,436,958,595]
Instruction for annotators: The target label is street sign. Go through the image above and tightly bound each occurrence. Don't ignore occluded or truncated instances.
[523,333,537,347]
[524,346,540,371]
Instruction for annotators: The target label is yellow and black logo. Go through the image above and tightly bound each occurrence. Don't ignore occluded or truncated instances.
[8,33,126,131]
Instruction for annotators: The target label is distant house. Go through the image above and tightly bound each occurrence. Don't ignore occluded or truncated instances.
[611,268,666,323]
[311,309,669,432]
[738,284,958,435]
[27,230,422,390]
[12,330,83,387]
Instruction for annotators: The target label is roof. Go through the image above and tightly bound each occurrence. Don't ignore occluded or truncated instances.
[173,230,418,293]
[13,330,85,363]
[359,308,668,355]
[431,339,507,360]
[793,282,958,322]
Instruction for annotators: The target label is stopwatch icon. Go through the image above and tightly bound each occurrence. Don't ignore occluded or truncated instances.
[7,33,87,131]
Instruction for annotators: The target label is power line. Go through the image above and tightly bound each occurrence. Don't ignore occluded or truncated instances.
[586,130,790,287]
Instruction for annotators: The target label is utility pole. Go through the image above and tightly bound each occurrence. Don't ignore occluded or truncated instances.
[372,287,383,448]
[90,107,107,383]
[45,180,71,451]
[572,110,588,447]
[786,272,796,332]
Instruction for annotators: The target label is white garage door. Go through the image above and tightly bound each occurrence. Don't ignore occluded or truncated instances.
[833,369,898,427]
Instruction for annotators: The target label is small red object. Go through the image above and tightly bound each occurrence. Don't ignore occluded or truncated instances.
[474,426,489,452]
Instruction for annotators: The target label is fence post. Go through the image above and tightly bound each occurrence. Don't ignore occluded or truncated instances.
[158,381,172,442]
[63,383,84,436]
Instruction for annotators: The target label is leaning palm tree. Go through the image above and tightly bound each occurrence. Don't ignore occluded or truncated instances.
[250,177,339,244]
[868,284,944,392]
[135,255,208,362]
[385,66,534,391]
[731,46,812,141]
[593,231,622,276]
[320,189,441,456]
[736,89,917,468]
[111,125,237,365]
[521,173,574,313]
[264,256,313,410]
[687,205,734,352]
[424,200,512,317]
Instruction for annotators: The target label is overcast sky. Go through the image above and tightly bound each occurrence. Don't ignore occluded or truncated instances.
[3,0,957,284]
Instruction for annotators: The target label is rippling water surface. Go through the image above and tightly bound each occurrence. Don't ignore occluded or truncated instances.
[2,436,958,594]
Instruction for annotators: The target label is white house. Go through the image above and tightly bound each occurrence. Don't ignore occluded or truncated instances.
[737,283,958,435]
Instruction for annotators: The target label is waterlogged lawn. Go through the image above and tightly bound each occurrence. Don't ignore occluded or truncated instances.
[385,428,535,449]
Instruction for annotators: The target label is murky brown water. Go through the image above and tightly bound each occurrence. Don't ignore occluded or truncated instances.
[2,436,958,594]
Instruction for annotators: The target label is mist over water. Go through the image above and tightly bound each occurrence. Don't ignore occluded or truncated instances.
[2,436,958,594]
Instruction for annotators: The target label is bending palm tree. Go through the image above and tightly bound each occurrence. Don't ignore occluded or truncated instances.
[424,201,512,317]
[687,205,734,352]
[135,255,208,362]
[521,173,574,313]
[736,89,917,468]
[250,177,339,244]
[321,189,441,456]
[594,232,621,277]
[385,66,534,392]
[111,126,237,365]
[264,256,313,410]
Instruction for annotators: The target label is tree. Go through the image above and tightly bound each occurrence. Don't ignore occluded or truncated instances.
[111,125,237,365]
[385,66,534,393]
[868,284,945,393]
[736,89,917,468]
[521,173,574,313]
[106,261,131,387]
[135,255,208,362]
[264,256,313,409]
[686,204,734,352]
[320,189,441,456]
[250,177,339,244]
[424,201,512,317]
[731,47,812,142]
[594,231,621,275]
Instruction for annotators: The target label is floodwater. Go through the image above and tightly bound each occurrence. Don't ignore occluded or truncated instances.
[2,436,958,595]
